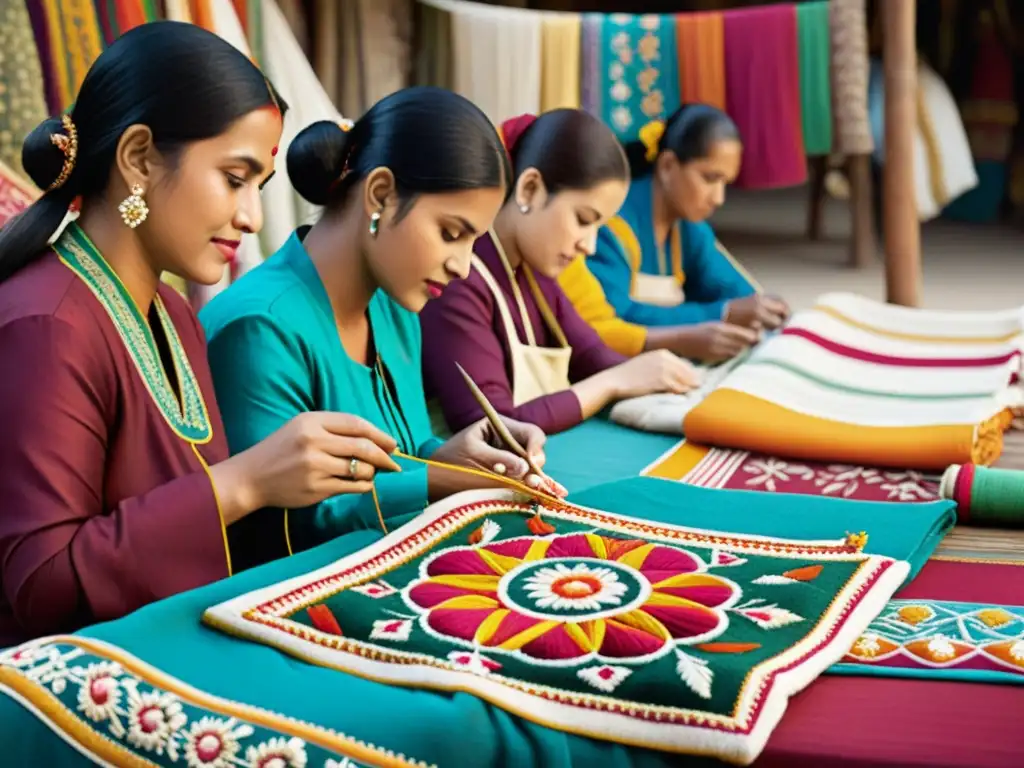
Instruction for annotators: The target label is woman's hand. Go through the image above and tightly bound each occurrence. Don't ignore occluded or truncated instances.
[610,349,702,400]
[671,321,759,363]
[724,294,790,330]
[430,416,568,498]
[210,412,401,524]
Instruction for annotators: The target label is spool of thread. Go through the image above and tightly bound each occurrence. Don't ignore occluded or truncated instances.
[940,463,1024,526]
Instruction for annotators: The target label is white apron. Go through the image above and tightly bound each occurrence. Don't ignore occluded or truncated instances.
[474,232,572,406]
[630,225,685,307]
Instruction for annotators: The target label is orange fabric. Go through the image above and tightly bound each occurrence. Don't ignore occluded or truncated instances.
[675,12,726,111]
[683,389,1011,471]
[190,0,215,30]
[644,441,709,480]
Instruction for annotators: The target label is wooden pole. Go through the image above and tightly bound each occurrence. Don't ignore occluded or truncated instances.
[847,154,876,268]
[882,0,921,306]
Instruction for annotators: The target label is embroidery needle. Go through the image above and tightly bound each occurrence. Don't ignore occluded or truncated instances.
[454,361,563,495]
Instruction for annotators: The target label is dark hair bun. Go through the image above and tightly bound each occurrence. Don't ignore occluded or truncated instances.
[286,120,352,206]
[22,117,70,193]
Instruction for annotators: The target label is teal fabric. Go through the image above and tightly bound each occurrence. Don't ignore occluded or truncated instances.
[598,15,680,142]
[542,416,678,493]
[571,477,955,583]
[588,177,757,327]
[0,439,953,766]
[200,231,442,552]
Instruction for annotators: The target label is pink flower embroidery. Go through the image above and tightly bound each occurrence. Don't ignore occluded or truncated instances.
[405,533,739,663]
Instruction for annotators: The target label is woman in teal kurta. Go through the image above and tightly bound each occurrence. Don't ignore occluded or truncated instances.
[559,104,791,364]
[202,88,557,569]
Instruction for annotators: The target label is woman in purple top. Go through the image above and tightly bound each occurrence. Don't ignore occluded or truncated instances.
[421,110,699,435]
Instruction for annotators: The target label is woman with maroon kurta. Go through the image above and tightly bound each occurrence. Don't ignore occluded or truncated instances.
[420,111,700,436]
[0,23,401,647]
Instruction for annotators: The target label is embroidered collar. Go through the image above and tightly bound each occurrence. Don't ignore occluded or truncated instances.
[54,224,212,444]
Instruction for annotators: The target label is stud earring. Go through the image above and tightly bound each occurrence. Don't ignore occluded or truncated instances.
[369,210,382,237]
[518,204,530,214]
[118,184,148,229]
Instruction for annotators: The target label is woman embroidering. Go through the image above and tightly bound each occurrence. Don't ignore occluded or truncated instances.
[420,109,699,436]
[202,87,559,564]
[558,104,791,363]
[0,23,404,646]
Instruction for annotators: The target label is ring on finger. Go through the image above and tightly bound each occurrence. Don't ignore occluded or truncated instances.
[349,457,359,478]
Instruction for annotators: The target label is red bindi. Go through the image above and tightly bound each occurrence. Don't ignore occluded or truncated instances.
[271,145,279,157]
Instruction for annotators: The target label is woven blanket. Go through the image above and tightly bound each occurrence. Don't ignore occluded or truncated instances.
[683,293,1024,470]
[0,635,426,768]
[206,490,908,764]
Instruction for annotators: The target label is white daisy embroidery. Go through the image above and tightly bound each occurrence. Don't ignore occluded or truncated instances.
[523,563,629,612]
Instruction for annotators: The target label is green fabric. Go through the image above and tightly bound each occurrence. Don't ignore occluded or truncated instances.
[570,478,955,583]
[285,503,868,723]
[796,1,833,156]
[200,231,443,551]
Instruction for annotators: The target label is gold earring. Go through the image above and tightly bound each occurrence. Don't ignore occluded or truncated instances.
[118,184,148,229]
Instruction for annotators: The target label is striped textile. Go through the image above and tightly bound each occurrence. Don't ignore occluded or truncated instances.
[683,293,1024,470]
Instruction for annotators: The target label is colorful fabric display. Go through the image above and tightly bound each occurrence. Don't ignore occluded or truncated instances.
[25,0,104,115]
[723,4,806,189]
[682,293,1024,470]
[206,489,908,764]
[595,14,679,142]
[0,0,48,176]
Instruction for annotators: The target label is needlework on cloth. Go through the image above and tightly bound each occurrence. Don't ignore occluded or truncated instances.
[838,600,1024,683]
[204,490,908,765]
[0,635,430,768]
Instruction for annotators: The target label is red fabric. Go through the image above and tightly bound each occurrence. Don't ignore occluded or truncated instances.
[782,327,1023,370]
[723,4,807,189]
[0,253,231,645]
[756,560,1024,767]
[953,464,976,522]
[500,114,538,154]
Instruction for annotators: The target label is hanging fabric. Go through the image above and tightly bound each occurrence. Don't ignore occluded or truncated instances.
[25,0,105,115]
[0,0,48,176]
[259,0,342,252]
[675,11,726,111]
[539,13,581,111]
[724,4,807,189]
[414,0,454,89]
[598,14,680,142]
[829,0,874,155]
[446,0,542,126]
[579,13,603,118]
[796,1,833,156]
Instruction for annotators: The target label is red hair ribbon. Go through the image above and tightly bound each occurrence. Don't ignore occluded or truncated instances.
[500,114,538,154]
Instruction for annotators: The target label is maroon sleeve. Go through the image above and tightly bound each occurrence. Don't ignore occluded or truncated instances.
[553,282,628,380]
[0,316,226,636]
[421,275,584,435]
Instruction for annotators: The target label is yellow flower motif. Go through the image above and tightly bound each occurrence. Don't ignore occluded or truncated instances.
[976,608,1014,628]
[637,33,661,64]
[897,604,934,626]
[636,67,659,95]
[618,47,634,66]
[638,120,665,162]
[640,90,665,120]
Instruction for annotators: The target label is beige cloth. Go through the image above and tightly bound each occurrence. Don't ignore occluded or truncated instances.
[472,239,572,407]
[829,0,874,155]
[540,14,581,111]
[632,273,685,307]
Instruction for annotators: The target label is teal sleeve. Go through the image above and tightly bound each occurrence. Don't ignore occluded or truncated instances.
[418,436,444,458]
[587,225,730,327]
[681,221,757,308]
[204,315,428,552]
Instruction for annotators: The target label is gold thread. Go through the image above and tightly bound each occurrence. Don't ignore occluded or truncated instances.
[191,443,234,578]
